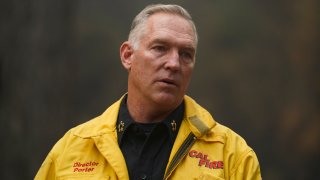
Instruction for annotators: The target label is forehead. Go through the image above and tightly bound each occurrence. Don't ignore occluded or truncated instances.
[142,13,196,48]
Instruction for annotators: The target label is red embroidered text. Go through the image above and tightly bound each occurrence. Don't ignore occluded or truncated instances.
[189,150,223,169]
[73,161,99,173]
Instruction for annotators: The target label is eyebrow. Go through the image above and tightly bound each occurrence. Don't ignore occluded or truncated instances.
[150,38,196,51]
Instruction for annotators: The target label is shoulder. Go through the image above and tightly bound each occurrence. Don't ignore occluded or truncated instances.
[49,98,122,156]
[179,95,261,178]
[210,123,260,177]
[184,95,252,152]
[70,98,123,138]
[213,122,251,151]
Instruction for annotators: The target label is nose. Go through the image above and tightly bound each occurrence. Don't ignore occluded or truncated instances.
[164,50,180,71]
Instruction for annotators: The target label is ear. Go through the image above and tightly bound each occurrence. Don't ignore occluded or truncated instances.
[120,41,134,71]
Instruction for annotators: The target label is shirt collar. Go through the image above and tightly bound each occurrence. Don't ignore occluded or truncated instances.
[116,95,184,145]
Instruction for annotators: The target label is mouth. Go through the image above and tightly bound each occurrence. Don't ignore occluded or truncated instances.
[159,78,178,87]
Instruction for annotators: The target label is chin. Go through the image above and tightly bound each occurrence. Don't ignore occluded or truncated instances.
[153,92,183,108]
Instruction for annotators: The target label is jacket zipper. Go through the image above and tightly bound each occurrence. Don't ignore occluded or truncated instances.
[163,133,197,180]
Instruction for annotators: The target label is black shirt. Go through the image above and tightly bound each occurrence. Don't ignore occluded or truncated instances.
[116,96,184,180]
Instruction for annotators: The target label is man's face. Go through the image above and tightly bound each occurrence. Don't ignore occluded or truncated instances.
[123,13,196,109]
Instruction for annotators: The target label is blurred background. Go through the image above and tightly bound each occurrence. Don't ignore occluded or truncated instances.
[1,0,319,179]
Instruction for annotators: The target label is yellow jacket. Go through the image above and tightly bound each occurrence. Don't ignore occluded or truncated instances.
[35,96,261,180]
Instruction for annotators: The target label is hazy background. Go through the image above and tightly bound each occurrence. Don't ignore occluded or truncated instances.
[1,0,319,179]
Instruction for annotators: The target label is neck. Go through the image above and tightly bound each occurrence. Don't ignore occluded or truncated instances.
[126,95,174,123]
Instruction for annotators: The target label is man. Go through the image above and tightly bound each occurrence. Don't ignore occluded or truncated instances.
[35,4,261,180]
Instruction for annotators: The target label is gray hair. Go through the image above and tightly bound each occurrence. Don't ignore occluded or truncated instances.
[128,4,198,49]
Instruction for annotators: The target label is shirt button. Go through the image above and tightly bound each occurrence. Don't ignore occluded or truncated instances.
[140,174,147,180]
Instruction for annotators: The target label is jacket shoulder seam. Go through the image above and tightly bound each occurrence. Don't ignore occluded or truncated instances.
[229,148,254,177]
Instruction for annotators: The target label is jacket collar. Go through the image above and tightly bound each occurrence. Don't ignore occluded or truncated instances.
[72,96,123,138]
[183,95,216,138]
[116,94,184,145]
[73,95,217,139]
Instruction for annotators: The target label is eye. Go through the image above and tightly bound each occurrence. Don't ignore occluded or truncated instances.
[180,52,191,58]
[152,45,167,52]
[179,51,194,62]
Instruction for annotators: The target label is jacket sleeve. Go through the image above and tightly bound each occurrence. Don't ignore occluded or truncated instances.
[34,152,56,180]
[35,130,72,180]
[230,149,262,180]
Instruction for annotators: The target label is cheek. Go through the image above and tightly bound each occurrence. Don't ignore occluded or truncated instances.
[131,58,154,82]
[180,67,194,90]
[133,51,154,67]
[182,66,194,81]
